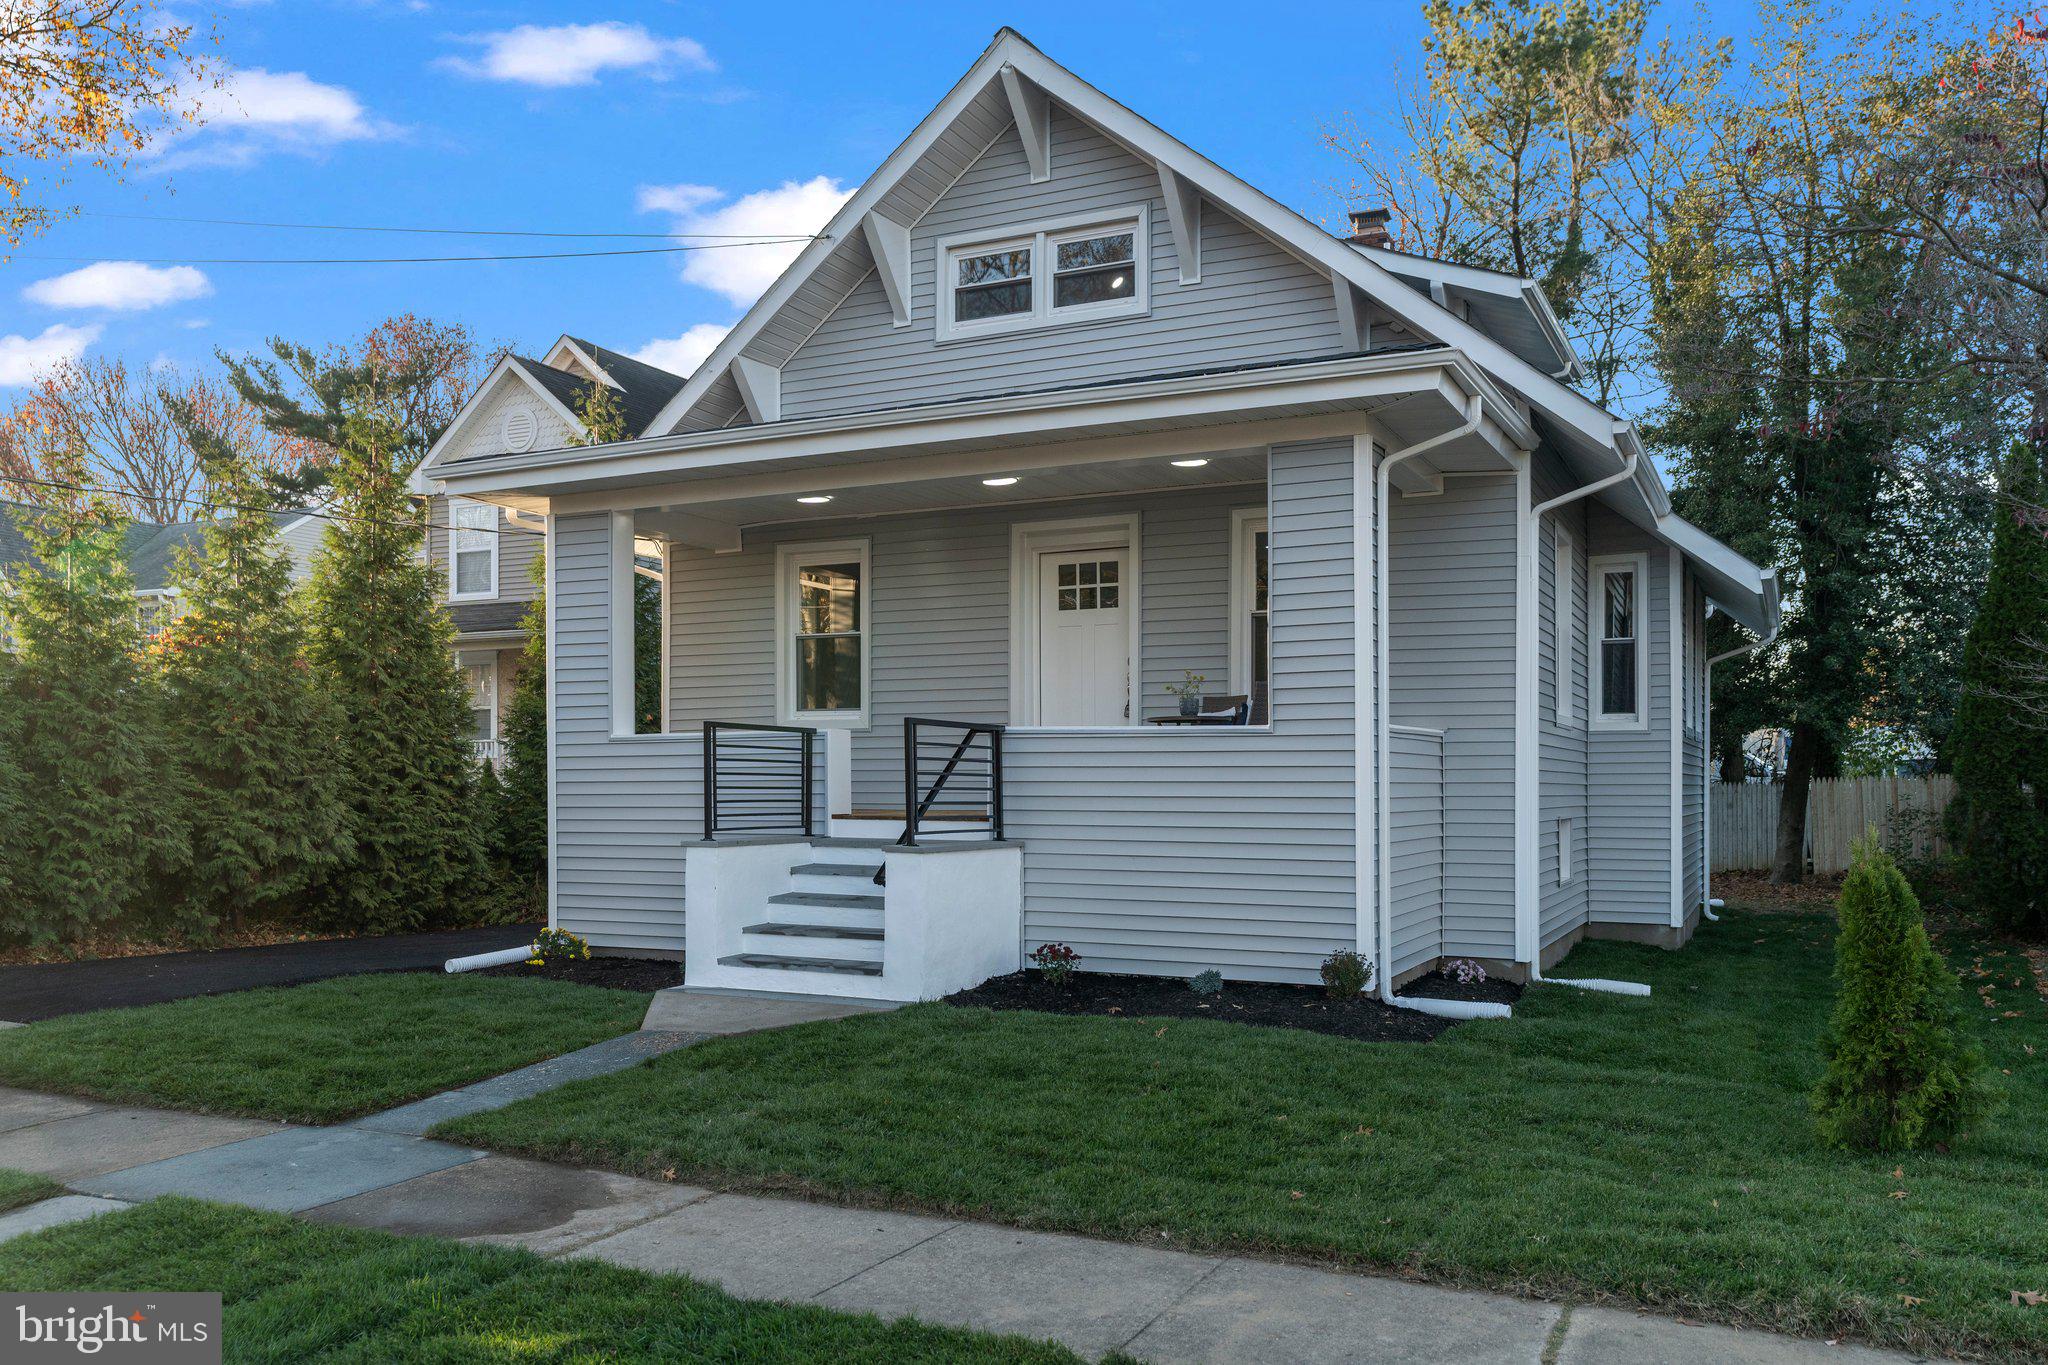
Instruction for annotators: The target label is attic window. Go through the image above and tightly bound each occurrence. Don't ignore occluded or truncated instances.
[938,208,1148,342]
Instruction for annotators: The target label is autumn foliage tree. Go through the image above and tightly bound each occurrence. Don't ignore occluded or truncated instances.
[0,1,216,250]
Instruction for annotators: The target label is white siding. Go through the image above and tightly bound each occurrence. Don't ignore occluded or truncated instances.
[1388,726,1444,978]
[1536,451,1591,946]
[1584,503,1674,925]
[779,107,1345,422]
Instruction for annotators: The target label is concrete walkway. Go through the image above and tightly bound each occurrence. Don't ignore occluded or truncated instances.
[0,1000,1932,1364]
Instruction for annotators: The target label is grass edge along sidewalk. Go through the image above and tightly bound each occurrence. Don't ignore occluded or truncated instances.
[439,910,2048,1365]
[0,972,650,1124]
[0,1196,1095,1363]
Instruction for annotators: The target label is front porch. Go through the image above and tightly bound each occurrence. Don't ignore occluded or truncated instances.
[443,351,1527,994]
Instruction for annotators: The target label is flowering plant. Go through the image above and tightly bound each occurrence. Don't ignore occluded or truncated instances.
[1446,958,1487,986]
[1029,941,1080,988]
[529,927,590,967]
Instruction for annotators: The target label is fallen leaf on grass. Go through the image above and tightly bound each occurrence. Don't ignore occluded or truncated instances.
[2010,1290,2045,1307]
[1153,1026,1167,1038]
[1289,1190,1304,1200]
[1901,1295,1923,1307]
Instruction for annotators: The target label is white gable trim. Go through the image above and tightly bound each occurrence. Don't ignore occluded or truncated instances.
[544,336,625,388]
[410,357,588,493]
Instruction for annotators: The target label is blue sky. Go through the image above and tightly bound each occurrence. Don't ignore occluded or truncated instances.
[0,0,1886,392]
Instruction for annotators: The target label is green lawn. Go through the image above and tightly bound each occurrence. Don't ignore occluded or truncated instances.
[440,910,2048,1363]
[0,973,649,1123]
[0,1166,61,1216]
[0,1197,1086,1363]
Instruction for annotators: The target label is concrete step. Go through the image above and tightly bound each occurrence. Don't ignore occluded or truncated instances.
[770,890,884,912]
[743,921,883,942]
[805,839,892,870]
[791,863,883,897]
[719,952,883,978]
[740,925,884,963]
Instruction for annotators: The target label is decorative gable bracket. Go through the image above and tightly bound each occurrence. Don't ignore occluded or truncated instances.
[732,356,782,425]
[1001,64,1052,182]
[862,210,913,328]
[1156,165,1201,285]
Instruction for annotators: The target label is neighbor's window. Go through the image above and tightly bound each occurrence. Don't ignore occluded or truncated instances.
[1591,555,1647,727]
[462,658,497,743]
[450,499,498,599]
[779,539,869,725]
[941,211,1146,340]
[135,595,177,639]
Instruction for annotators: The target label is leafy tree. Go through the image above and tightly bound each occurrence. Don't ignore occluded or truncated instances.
[1813,836,1996,1150]
[302,372,481,933]
[0,1,215,251]
[0,454,180,943]
[497,554,548,892]
[151,414,351,935]
[635,574,662,733]
[1945,443,2048,931]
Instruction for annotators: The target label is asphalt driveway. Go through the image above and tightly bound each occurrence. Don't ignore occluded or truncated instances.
[0,924,542,1023]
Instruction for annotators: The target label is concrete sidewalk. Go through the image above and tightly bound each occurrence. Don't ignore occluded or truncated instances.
[0,1009,1932,1364]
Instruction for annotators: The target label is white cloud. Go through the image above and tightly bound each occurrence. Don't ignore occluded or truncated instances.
[441,22,714,88]
[23,262,212,312]
[156,68,391,168]
[0,324,101,387]
[639,177,853,308]
[632,323,731,377]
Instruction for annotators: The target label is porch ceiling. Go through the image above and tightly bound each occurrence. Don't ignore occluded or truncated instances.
[634,447,1271,538]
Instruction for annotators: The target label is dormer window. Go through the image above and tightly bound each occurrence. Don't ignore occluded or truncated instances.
[938,208,1147,341]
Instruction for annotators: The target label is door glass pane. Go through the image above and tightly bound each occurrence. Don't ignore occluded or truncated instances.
[797,563,860,634]
[1252,613,1269,689]
[796,636,862,711]
[1253,531,1269,613]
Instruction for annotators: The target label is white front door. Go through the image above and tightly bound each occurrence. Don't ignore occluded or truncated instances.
[1037,549,1128,725]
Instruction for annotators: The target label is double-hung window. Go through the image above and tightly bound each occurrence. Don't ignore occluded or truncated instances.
[777,539,870,726]
[939,210,1147,341]
[1230,508,1270,719]
[1589,553,1648,728]
[450,499,498,600]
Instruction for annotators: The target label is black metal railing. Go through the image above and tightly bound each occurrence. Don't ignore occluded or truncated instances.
[898,717,1006,848]
[702,721,817,841]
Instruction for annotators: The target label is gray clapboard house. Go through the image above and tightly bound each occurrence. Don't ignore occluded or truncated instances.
[414,337,686,763]
[413,29,1779,1007]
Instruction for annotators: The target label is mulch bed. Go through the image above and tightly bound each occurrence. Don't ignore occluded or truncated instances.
[1711,871,1844,913]
[944,969,1519,1043]
[473,956,682,993]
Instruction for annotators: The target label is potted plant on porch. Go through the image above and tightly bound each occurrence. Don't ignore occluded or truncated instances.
[1165,671,1208,718]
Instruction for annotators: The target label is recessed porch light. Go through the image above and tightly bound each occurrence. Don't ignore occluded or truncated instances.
[797,495,833,504]
[1171,458,1209,468]
[982,476,1019,487]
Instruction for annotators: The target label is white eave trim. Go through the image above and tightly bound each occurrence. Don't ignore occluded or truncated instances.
[438,348,1519,498]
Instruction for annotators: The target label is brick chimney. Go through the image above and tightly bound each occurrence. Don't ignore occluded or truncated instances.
[1346,207,1392,249]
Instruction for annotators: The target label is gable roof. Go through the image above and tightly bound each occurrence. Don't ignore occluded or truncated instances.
[559,338,688,436]
[1,500,304,592]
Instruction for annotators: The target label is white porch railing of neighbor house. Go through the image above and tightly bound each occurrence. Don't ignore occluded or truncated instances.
[1711,775,1956,874]
[469,739,505,767]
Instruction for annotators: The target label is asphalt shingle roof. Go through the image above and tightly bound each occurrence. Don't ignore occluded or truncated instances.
[0,499,303,589]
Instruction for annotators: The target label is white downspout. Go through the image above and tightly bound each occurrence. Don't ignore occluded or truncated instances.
[1703,618,1780,919]
[1521,427,1649,996]
[1377,395,1499,1019]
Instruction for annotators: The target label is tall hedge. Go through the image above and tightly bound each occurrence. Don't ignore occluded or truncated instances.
[154,430,352,935]
[1945,443,2048,933]
[303,389,481,933]
[1813,836,1996,1151]
[0,462,181,944]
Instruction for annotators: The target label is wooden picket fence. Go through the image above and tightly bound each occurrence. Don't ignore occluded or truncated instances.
[1711,775,1956,874]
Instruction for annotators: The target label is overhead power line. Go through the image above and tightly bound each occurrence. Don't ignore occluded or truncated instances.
[16,238,819,267]
[79,210,817,242]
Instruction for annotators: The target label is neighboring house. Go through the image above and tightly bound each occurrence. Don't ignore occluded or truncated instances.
[412,30,1781,1007]
[413,337,687,764]
[0,500,324,647]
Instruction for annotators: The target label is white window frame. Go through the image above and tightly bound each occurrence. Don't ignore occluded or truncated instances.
[448,498,499,602]
[935,206,1150,343]
[775,537,872,729]
[1553,525,1576,726]
[1558,816,1574,886]
[134,589,178,639]
[1228,506,1269,700]
[460,651,499,742]
[1588,552,1650,731]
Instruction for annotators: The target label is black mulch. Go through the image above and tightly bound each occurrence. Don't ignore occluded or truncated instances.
[944,969,1520,1043]
[471,956,683,993]
[1396,969,1524,1006]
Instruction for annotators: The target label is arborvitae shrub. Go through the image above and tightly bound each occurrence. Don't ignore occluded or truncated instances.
[1812,836,1998,1151]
